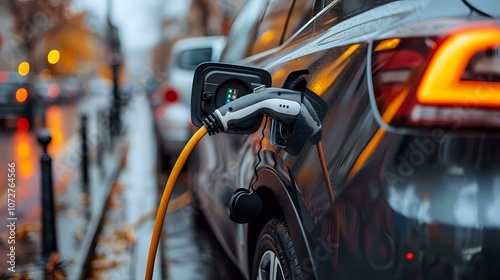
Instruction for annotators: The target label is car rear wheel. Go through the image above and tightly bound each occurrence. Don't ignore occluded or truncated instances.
[252,216,302,280]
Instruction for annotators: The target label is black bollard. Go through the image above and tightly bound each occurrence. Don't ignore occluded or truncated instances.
[111,103,120,137]
[107,10,122,138]
[37,129,58,261]
[81,115,89,193]
[97,110,104,169]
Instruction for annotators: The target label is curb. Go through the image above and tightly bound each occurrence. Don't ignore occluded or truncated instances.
[70,138,128,280]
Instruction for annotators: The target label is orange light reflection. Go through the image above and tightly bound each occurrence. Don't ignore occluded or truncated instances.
[12,131,34,178]
[309,44,360,95]
[348,88,409,180]
[45,105,64,155]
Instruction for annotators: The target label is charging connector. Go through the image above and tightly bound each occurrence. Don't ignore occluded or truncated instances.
[202,87,302,135]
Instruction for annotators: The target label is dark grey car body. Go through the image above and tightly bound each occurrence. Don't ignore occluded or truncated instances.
[191,0,500,279]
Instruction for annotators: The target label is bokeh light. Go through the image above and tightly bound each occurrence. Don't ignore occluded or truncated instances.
[48,50,61,64]
[48,83,60,98]
[16,118,30,131]
[15,88,28,102]
[18,62,30,76]
[0,71,9,83]
[40,69,52,82]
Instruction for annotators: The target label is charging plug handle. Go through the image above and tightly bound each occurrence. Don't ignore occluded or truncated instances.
[203,87,302,135]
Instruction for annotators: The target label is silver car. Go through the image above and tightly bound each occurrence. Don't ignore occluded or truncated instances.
[154,36,226,168]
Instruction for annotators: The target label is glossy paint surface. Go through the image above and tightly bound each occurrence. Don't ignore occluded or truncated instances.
[190,0,500,279]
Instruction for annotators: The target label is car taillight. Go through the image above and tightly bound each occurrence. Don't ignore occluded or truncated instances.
[164,87,179,103]
[17,117,30,131]
[371,23,500,129]
[15,88,28,103]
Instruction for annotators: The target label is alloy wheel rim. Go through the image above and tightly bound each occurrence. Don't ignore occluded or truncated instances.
[257,250,285,280]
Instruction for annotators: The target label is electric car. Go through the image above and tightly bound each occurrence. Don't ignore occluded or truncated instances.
[188,0,500,279]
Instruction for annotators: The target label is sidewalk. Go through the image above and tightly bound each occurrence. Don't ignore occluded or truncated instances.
[86,90,162,280]
[0,97,129,279]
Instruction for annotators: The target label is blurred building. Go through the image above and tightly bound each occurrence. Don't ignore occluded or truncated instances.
[1,0,105,85]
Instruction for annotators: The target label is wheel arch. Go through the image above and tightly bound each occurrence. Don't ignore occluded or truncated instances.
[246,167,317,280]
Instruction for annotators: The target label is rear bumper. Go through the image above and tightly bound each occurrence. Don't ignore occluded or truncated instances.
[154,103,191,156]
[347,132,500,279]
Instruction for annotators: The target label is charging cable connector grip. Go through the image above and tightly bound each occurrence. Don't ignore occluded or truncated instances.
[300,97,323,143]
[202,87,302,135]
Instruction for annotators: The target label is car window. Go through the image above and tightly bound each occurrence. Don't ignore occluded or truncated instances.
[282,0,316,42]
[316,0,400,33]
[220,0,269,63]
[248,0,294,56]
[177,48,212,70]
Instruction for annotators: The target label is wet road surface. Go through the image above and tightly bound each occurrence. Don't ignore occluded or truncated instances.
[0,102,79,225]
[161,175,244,280]
[0,94,109,228]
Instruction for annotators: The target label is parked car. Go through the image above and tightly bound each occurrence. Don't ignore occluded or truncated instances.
[0,71,35,129]
[188,0,500,280]
[35,76,82,102]
[155,0,319,168]
[154,36,226,167]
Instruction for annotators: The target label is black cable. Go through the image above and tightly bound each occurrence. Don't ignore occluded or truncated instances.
[251,116,268,191]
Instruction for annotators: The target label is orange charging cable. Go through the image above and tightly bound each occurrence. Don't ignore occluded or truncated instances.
[145,126,208,279]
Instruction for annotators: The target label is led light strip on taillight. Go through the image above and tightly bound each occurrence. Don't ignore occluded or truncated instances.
[417,24,500,107]
[354,22,500,179]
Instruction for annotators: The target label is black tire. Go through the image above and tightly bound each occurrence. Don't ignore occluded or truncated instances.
[252,216,302,280]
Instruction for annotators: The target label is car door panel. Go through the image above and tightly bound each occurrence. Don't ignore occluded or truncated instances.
[194,0,323,268]
[233,1,431,277]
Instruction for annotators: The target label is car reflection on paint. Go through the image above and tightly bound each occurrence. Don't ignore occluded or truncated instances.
[188,0,500,279]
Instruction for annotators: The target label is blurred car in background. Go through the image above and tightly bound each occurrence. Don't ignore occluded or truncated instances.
[0,71,35,130]
[35,76,83,102]
[189,0,500,279]
[155,0,319,168]
[154,36,226,167]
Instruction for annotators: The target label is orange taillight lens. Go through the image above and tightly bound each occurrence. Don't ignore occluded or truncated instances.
[417,25,500,107]
[371,22,500,129]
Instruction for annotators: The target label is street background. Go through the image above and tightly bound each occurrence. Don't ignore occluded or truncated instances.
[0,0,244,279]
